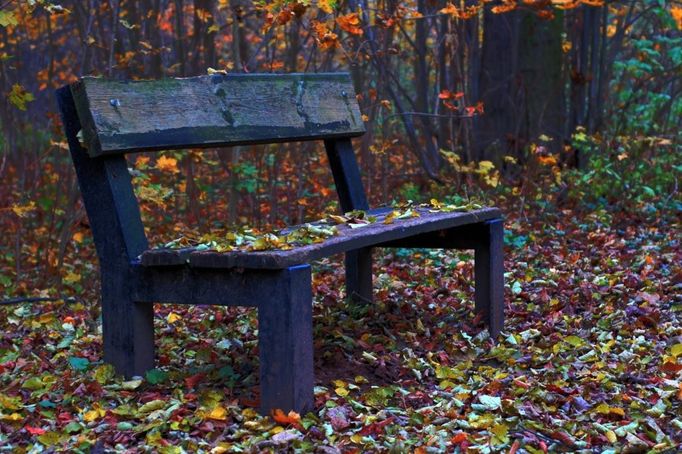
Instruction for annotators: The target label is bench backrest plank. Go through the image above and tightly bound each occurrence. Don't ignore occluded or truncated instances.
[71,73,365,157]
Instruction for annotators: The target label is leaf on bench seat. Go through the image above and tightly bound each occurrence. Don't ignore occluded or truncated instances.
[158,199,487,254]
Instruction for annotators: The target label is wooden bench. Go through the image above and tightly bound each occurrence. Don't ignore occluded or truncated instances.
[56,73,504,415]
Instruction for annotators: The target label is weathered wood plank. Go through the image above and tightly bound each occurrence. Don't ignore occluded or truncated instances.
[71,73,365,157]
[139,207,501,269]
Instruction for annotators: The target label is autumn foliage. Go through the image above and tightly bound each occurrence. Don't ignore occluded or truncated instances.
[0,0,680,451]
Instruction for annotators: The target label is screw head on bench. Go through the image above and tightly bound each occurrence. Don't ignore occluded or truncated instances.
[110,98,121,107]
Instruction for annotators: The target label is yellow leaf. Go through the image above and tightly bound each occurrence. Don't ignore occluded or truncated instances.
[208,405,228,421]
[605,430,617,443]
[0,394,22,411]
[335,387,349,397]
[139,399,165,414]
[83,404,106,422]
[671,343,682,358]
[64,272,81,284]
[594,403,610,414]
[351,434,364,443]
[564,335,585,347]
[491,422,509,444]
[11,201,36,217]
[167,312,181,324]
[318,0,336,14]
[210,443,232,454]
[72,232,84,243]
[207,67,227,75]
[477,160,495,173]
[0,412,23,422]
[610,407,625,417]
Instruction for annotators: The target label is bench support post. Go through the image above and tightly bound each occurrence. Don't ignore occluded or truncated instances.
[345,248,373,303]
[474,219,504,338]
[102,270,155,377]
[258,265,314,415]
[56,86,155,377]
[324,138,373,303]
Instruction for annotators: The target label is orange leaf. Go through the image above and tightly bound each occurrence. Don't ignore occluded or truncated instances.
[451,432,467,443]
[272,408,301,426]
[337,13,363,35]
[538,155,558,166]
[277,8,292,26]
[156,156,179,174]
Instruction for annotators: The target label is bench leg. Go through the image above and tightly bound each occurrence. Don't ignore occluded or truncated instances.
[345,248,373,303]
[474,219,504,338]
[258,264,314,415]
[101,271,155,377]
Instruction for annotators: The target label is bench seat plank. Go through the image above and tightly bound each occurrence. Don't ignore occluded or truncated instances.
[71,73,365,157]
[139,206,501,269]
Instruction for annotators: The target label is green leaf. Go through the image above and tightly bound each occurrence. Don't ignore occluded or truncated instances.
[93,364,115,384]
[64,421,83,434]
[22,376,44,391]
[121,379,143,390]
[37,431,64,446]
[8,84,34,111]
[478,395,501,410]
[0,11,18,27]
[117,421,134,431]
[68,357,90,371]
[564,335,585,348]
[138,399,166,414]
[145,369,169,385]
[56,336,74,349]
[491,422,509,445]
[0,274,11,288]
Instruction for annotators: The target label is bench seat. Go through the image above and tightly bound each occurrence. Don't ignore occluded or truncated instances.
[139,206,501,269]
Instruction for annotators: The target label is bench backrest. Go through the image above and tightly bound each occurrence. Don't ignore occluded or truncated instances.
[70,73,364,157]
[56,73,369,270]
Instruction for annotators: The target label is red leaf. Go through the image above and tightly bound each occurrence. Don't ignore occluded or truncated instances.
[25,426,46,435]
[184,373,206,389]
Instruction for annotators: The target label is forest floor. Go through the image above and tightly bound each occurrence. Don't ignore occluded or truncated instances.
[0,193,680,453]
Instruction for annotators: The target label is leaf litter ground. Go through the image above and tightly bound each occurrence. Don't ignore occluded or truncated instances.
[0,201,680,453]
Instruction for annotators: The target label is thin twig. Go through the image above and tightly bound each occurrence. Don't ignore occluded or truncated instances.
[0,296,81,306]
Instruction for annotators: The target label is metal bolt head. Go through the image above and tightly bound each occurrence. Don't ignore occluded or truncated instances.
[341,90,348,98]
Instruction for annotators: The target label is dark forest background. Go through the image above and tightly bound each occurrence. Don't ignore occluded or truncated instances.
[0,0,680,290]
